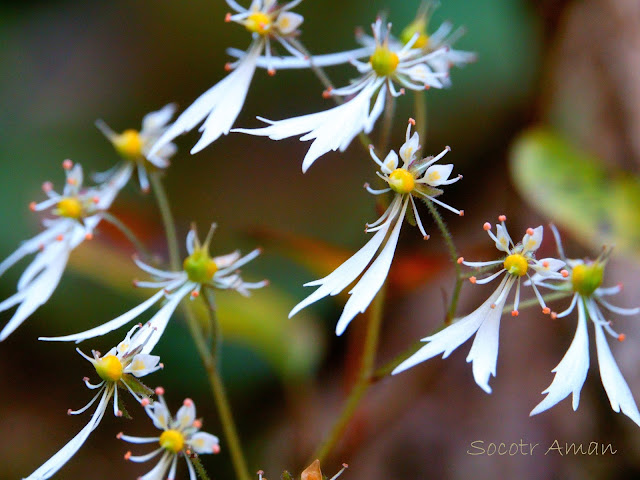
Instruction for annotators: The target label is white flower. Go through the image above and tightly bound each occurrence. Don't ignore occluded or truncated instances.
[120,388,220,480]
[40,223,267,353]
[148,0,308,158]
[393,218,565,393]
[528,226,640,426]
[95,104,178,192]
[0,160,124,341]
[233,19,449,172]
[289,120,462,336]
[24,325,162,480]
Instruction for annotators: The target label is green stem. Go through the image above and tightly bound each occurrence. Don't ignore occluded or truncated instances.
[149,173,251,480]
[101,211,153,262]
[414,91,427,156]
[149,173,180,271]
[313,285,386,464]
[424,200,462,325]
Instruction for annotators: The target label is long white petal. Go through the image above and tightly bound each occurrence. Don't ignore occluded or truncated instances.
[0,246,70,341]
[138,451,173,480]
[23,389,110,480]
[530,298,590,416]
[38,288,167,343]
[335,198,408,336]
[0,221,68,278]
[225,46,373,69]
[289,198,401,318]
[142,103,177,132]
[233,78,384,172]
[392,276,509,376]
[590,301,640,426]
[465,278,512,393]
[135,284,193,354]
[148,43,262,158]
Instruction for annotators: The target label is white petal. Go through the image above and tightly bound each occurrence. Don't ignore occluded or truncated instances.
[530,257,565,277]
[174,401,196,430]
[289,198,401,318]
[148,402,171,430]
[393,277,508,376]
[521,226,543,254]
[148,43,261,158]
[0,221,68,278]
[23,389,110,480]
[233,78,383,172]
[401,63,443,88]
[135,284,193,354]
[38,288,166,343]
[423,164,453,186]
[189,432,220,454]
[383,150,398,171]
[591,302,640,426]
[125,353,162,377]
[276,12,303,35]
[142,104,177,133]
[225,46,373,69]
[399,132,420,165]
[530,298,590,416]
[138,451,173,480]
[335,198,408,336]
[0,245,70,341]
[494,224,511,252]
[465,279,512,393]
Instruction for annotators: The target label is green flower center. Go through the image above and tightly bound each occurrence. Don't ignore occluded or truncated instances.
[183,250,218,284]
[370,47,400,76]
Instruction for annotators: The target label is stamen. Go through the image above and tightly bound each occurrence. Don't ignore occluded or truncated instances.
[550,312,558,319]
[42,181,53,192]
[124,451,132,461]
[526,227,534,235]
[457,257,464,264]
[408,118,416,126]
[155,386,165,395]
[225,12,231,22]
[618,334,626,342]
[498,215,506,222]
[561,270,569,278]
[62,159,73,170]
[141,398,150,407]
[483,222,491,231]
[213,444,221,454]
[469,276,476,284]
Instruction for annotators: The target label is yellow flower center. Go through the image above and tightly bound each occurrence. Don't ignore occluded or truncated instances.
[95,354,123,382]
[388,168,415,194]
[159,429,185,453]
[571,263,604,297]
[183,250,218,284]
[114,129,143,160]
[245,12,272,34]
[400,19,429,49]
[504,254,528,277]
[370,47,400,76]
[56,197,83,219]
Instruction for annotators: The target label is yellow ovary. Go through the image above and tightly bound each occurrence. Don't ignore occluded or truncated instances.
[388,169,415,194]
[57,197,83,219]
[246,12,272,34]
[504,254,528,277]
[571,263,604,297]
[159,429,185,453]
[95,355,123,382]
[370,47,400,76]
[114,129,143,159]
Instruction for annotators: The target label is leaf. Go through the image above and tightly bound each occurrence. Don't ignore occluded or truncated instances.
[510,127,640,258]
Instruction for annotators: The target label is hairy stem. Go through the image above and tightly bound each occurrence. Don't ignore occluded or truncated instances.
[312,285,386,464]
[424,200,462,325]
[150,173,251,480]
[101,211,154,262]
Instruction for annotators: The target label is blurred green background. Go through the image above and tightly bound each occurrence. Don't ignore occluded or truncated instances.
[2,0,640,479]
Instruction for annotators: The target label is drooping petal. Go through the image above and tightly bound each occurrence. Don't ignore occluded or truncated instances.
[465,278,513,393]
[125,353,162,377]
[142,104,177,132]
[335,198,408,336]
[590,301,640,426]
[0,245,70,341]
[530,298,590,416]
[23,388,111,480]
[392,276,508,377]
[148,42,262,158]
[422,164,453,186]
[225,46,373,69]
[233,78,384,172]
[276,12,303,34]
[189,432,220,454]
[289,197,401,318]
[38,288,167,343]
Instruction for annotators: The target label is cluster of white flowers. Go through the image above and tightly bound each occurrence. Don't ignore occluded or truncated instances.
[4,0,640,479]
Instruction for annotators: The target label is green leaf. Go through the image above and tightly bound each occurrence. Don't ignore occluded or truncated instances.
[510,127,640,257]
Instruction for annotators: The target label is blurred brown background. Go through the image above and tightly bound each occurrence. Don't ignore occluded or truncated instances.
[1,0,640,479]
